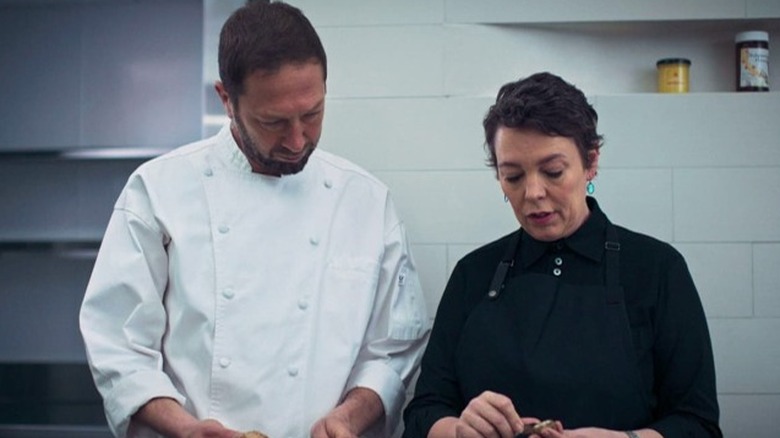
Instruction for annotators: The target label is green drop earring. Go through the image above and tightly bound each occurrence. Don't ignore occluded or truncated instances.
[586,180,595,195]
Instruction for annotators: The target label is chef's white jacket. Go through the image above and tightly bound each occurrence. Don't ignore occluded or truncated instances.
[79,124,430,438]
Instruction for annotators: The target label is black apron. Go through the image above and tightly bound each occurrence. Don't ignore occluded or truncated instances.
[454,222,653,430]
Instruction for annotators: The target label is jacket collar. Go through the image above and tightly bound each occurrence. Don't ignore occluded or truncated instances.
[520,197,607,267]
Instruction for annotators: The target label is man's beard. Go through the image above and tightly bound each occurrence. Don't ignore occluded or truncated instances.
[234,117,315,176]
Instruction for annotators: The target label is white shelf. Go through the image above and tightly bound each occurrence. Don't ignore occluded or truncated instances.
[442,19,780,96]
[444,0,780,24]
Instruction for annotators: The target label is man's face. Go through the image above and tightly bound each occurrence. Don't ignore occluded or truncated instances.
[217,61,325,176]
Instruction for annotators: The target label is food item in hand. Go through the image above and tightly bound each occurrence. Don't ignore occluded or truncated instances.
[517,419,556,436]
[530,419,555,433]
[241,431,268,438]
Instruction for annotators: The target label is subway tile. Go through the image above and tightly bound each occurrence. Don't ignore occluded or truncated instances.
[319,25,444,98]
[674,168,780,242]
[410,244,449,320]
[289,0,444,26]
[709,318,780,393]
[591,168,674,242]
[443,25,758,96]
[747,0,780,18]
[444,0,746,23]
[377,170,518,245]
[718,394,780,438]
[675,244,753,318]
[754,244,780,317]
[596,94,780,168]
[322,97,491,171]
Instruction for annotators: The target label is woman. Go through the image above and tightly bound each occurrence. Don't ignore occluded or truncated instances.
[403,73,721,438]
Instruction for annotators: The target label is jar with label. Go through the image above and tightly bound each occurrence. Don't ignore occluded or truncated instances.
[736,31,769,91]
[656,58,690,93]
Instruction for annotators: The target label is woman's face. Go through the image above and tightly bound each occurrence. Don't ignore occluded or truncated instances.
[495,126,599,242]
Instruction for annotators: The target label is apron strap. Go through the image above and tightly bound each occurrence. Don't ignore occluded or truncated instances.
[487,231,520,300]
[605,222,622,304]
[486,222,623,303]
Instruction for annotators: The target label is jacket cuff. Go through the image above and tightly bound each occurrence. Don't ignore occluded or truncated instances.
[344,361,406,437]
[103,369,185,438]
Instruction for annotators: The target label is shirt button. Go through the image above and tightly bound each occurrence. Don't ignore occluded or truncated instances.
[554,257,563,266]
[553,268,562,276]
[203,168,213,177]
[222,288,234,299]
[298,299,309,310]
[309,236,319,246]
[287,366,299,377]
[323,179,333,189]
[219,357,231,368]
[218,225,229,234]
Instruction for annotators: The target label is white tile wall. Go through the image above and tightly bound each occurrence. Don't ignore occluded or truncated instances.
[594,94,780,168]
[215,0,780,437]
[319,26,445,98]
[675,244,754,318]
[592,168,674,242]
[443,22,780,96]
[322,97,490,171]
[374,169,517,244]
[674,168,780,242]
[754,244,780,317]
[445,0,747,23]
[719,395,780,438]
[710,319,780,393]
[409,244,448,320]
[275,2,780,435]
[290,0,444,26]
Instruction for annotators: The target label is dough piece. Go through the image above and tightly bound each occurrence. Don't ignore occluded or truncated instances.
[531,419,555,433]
[241,431,269,438]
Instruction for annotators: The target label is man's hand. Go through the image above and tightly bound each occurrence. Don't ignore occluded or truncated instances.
[133,397,240,438]
[310,387,384,438]
[181,419,243,438]
[311,412,358,438]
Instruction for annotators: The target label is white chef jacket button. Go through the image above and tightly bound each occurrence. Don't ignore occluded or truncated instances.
[553,268,562,276]
[222,288,234,299]
[219,225,230,234]
[554,257,563,266]
[298,299,309,310]
[203,168,213,177]
[309,236,319,246]
[287,366,299,377]
[219,357,231,368]
[323,179,333,189]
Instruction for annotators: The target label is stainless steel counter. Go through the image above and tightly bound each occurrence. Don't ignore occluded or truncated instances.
[0,424,112,438]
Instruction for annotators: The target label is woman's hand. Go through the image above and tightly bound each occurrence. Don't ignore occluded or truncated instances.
[536,427,640,438]
[454,390,539,438]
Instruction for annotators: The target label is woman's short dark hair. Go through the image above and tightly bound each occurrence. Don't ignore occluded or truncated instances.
[218,1,327,103]
[483,72,603,170]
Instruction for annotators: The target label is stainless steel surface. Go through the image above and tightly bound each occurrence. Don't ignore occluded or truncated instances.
[0,424,112,438]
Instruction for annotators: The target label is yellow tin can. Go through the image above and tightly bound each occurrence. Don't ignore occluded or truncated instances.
[656,58,691,93]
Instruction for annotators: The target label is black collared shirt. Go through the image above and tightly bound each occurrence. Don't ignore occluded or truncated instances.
[403,197,721,438]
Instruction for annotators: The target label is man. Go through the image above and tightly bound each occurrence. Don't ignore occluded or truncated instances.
[79,2,429,437]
